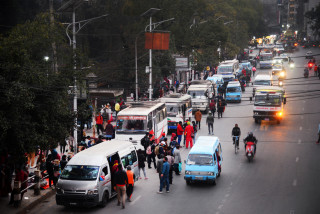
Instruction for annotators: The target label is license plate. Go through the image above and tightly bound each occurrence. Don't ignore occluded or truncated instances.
[195,176,203,180]
[70,203,77,206]
[265,118,269,121]
[248,153,252,156]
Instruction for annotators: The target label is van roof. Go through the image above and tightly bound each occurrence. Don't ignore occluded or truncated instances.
[254,74,272,80]
[67,140,134,166]
[159,94,191,103]
[118,102,164,116]
[189,136,219,155]
[189,80,212,86]
[187,84,211,90]
[227,81,240,87]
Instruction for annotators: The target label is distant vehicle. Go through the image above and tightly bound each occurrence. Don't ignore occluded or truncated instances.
[116,102,167,147]
[217,59,239,76]
[279,53,289,61]
[237,62,252,75]
[184,136,222,185]
[272,64,286,78]
[187,80,215,113]
[207,74,224,90]
[252,74,273,96]
[306,51,313,59]
[259,52,273,69]
[273,57,283,65]
[226,81,242,103]
[159,93,192,133]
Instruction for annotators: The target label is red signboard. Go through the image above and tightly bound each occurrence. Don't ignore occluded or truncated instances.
[145,32,170,50]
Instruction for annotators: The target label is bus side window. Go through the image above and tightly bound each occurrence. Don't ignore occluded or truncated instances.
[131,151,137,163]
[102,166,108,175]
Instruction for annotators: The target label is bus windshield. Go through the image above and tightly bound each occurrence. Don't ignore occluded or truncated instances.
[116,116,147,134]
[60,165,99,181]
[217,66,233,73]
[254,95,281,106]
[261,55,273,61]
[187,154,213,166]
[187,90,206,98]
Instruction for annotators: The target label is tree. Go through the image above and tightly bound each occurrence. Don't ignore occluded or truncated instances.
[0,13,82,163]
[305,3,320,39]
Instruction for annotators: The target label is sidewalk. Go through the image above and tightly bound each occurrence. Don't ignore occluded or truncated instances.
[0,188,55,214]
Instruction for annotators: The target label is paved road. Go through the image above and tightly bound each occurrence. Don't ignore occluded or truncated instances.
[28,47,320,214]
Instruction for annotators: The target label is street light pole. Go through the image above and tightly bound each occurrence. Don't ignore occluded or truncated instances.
[148,16,153,101]
[72,7,78,154]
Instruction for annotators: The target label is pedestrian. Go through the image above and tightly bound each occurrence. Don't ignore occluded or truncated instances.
[157,156,170,193]
[105,120,114,140]
[126,166,135,202]
[115,164,128,209]
[169,136,178,152]
[217,100,224,119]
[53,159,61,186]
[317,123,320,144]
[59,140,67,154]
[314,64,318,77]
[252,66,256,76]
[45,154,55,188]
[166,152,174,184]
[192,121,197,143]
[95,112,104,135]
[209,99,216,117]
[156,154,164,180]
[173,145,182,175]
[137,150,148,179]
[194,109,202,130]
[60,155,68,171]
[185,121,194,149]
[176,121,184,146]
[141,132,150,154]
[9,166,28,205]
[148,140,157,169]
[206,112,214,135]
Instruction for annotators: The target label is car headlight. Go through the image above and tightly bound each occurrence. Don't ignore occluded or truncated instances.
[87,189,99,195]
[56,187,64,194]
[207,172,214,176]
[185,171,191,175]
[280,72,285,77]
[276,112,283,117]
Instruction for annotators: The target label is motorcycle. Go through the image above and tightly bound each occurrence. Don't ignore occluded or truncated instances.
[304,69,309,78]
[244,141,255,162]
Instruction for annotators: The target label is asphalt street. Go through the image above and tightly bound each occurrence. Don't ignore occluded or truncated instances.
[28,47,320,214]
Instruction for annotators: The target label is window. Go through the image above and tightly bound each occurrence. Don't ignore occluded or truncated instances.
[121,153,133,168]
[159,110,164,121]
[60,165,99,180]
[186,154,213,165]
[131,151,137,163]
[102,166,108,175]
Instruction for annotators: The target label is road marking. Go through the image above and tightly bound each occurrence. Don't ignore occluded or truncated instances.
[290,210,295,214]
[218,204,224,209]
[230,182,233,186]
[300,115,304,119]
[292,179,297,186]
[298,139,301,144]
[296,157,299,163]
[299,126,303,131]
[302,107,304,111]
[303,100,306,103]
[225,194,230,198]
[130,195,141,205]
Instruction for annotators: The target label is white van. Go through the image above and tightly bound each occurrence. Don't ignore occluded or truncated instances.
[187,80,214,113]
[56,140,139,207]
[252,74,273,96]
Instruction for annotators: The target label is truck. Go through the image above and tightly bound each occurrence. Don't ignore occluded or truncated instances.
[187,80,214,113]
[252,86,286,124]
[159,93,192,134]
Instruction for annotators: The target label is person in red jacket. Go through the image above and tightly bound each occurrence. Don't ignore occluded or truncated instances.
[185,122,194,149]
[176,121,184,146]
[95,112,104,135]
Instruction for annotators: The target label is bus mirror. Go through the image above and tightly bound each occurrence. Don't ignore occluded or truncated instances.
[284,97,287,104]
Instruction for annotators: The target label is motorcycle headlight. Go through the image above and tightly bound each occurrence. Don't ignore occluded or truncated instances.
[185,171,191,175]
[87,189,98,195]
[280,72,285,77]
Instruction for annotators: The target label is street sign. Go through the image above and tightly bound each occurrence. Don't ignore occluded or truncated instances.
[145,66,150,73]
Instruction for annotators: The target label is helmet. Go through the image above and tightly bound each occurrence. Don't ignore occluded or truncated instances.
[248,132,253,137]
[187,121,190,125]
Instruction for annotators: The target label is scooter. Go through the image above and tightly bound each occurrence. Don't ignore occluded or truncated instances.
[245,141,255,162]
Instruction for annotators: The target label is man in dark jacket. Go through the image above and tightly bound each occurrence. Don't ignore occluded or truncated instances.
[45,154,55,188]
[231,124,241,149]
[105,120,114,140]
[206,112,214,135]
[158,156,170,193]
[115,164,128,209]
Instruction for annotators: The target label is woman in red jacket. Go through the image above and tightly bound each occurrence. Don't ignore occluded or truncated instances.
[176,122,184,146]
[185,122,194,149]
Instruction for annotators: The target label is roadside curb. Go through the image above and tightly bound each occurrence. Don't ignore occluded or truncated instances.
[16,189,56,214]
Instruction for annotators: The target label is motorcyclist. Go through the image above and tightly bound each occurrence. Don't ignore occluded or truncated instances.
[304,67,309,77]
[244,132,258,154]
[231,124,241,149]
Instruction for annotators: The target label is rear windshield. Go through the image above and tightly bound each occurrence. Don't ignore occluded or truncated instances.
[60,165,99,181]
[254,80,271,86]
[227,87,241,92]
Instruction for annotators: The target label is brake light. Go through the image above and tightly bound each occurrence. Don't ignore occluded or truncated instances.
[308,63,313,68]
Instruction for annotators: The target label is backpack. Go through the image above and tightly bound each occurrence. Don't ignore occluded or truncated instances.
[146,145,152,155]
[154,145,160,156]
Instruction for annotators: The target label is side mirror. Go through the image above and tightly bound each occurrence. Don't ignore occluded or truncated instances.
[284,97,287,104]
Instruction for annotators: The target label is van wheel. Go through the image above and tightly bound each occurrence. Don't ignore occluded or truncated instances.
[212,179,217,185]
[186,180,191,185]
[99,191,109,208]
[254,119,259,124]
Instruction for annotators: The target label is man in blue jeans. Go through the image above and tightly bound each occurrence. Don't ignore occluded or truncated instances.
[157,156,170,193]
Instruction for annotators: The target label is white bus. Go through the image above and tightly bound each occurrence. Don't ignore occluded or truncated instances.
[115,102,167,150]
[159,93,192,134]
[217,59,239,76]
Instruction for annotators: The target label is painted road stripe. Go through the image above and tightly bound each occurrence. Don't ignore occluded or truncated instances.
[130,195,141,205]
[298,139,301,144]
[296,157,299,163]
[299,126,303,131]
[292,179,297,186]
